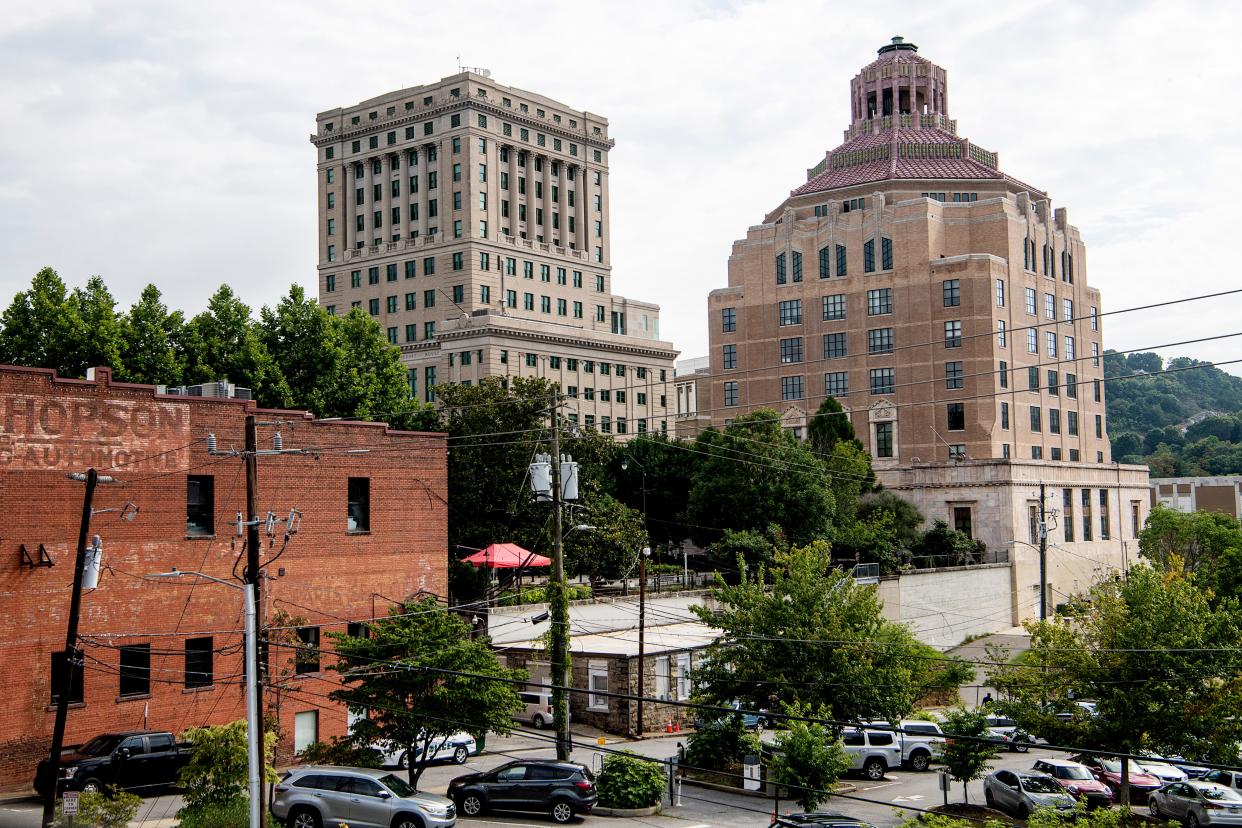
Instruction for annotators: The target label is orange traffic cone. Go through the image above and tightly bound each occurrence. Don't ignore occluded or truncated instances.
[673,720,680,733]
[665,718,674,733]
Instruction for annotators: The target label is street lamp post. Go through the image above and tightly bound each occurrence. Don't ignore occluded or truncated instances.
[150,569,261,828]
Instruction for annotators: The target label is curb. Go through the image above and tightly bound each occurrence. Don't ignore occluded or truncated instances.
[681,776,859,799]
[594,805,662,817]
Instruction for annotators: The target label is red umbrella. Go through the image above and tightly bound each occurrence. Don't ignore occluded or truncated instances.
[461,543,551,569]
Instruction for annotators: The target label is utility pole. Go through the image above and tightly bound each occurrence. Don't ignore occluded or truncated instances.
[42,469,106,828]
[547,396,571,760]
[637,547,649,736]
[1038,482,1048,621]
[243,415,267,826]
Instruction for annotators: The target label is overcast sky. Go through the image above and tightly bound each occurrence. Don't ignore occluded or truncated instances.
[2,0,1240,375]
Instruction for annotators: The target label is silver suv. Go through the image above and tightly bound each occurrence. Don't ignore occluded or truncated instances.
[840,728,903,781]
[272,766,456,828]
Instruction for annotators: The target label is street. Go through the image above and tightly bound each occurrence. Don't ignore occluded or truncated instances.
[0,726,1095,828]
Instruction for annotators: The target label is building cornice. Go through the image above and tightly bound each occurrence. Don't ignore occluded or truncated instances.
[432,317,678,361]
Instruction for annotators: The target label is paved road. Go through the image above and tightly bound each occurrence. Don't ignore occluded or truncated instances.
[0,728,1112,828]
[946,632,1031,708]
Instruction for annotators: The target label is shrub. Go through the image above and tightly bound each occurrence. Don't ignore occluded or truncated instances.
[175,796,249,828]
[298,737,382,768]
[596,751,665,809]
[54,791,141,828]
[685,713,761,772]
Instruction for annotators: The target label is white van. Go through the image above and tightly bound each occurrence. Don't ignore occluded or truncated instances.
[514,689,570,729]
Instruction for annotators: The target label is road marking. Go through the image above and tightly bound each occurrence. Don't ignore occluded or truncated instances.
[859,780,901,791]
[893,795,925,802]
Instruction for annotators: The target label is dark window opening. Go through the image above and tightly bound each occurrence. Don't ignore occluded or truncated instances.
[296,627,321,674]
[348,477,370,532]
[119,644,151,697]
[51,650,84,705]
[187,475,214,536]
[185,637,214,689]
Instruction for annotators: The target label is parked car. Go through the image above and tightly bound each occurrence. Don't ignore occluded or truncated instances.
[984,716,1033,752]
[374,733,478,768]
[514,690,570,730]
[271,765,456,828]
[774,813,877,828]
[1032,758,1115,808]
[984,769,1077,816]
[840,728,903,781]
[1145,752,1210,779]
[1204,770,1242,792]
[34,731,193,797]
[1150,781,1242,827]
[1140,758,1190,784]
[448,759,596,824]
[1070,754,1163,802]
[693,700,769,730]
[897,720,946,771]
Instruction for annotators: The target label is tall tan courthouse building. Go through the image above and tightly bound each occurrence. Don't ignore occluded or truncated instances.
[706,37,1149,619]
[311,72,677,437]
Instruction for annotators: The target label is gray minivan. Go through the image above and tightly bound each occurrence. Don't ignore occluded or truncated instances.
[272,766,456,828]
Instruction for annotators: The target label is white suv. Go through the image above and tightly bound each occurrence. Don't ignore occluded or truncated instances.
[897,720,946,771]
[841,728,903,781]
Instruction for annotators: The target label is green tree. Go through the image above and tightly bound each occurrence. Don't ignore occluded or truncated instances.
[177,720,276,818]
[684,712,761,772]
[1139,503,1242,577]
[64,276,126,379]
[183,285,288,407]
[807,396,863,456]
[988,565,1242,805]
[705,527,783,576]
[53,790,141,828]
[330,598,525,786]
[332,307,434,429]
[938,707,997,804]
[258,285,345,416]
[910,519,985,568]
[687,409,836,547]
[563,493,647,586]
[608,434,698,550]
[768,702,850,811]
[0,267,83,374]
[117,284,185,385]
[691,541,960,723]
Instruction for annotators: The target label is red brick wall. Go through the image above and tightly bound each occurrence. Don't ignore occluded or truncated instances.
[0,365,447,790]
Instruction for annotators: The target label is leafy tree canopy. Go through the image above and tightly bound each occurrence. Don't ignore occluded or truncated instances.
[937,707,998,803]
[1139,504,1242,602]
[768,701,850,811]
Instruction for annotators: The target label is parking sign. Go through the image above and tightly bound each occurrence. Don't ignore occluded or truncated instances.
[62,792,80,816]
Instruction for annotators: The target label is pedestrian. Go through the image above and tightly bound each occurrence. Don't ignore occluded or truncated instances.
[981,692,994,705]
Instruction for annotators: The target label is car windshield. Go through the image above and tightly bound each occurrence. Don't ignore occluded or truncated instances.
[1098,759,1122,773]
[76,736,123,756]
[1202,787,1242,802]
[1056,766,1094,781]
[380,774,416,797]
[1022,777,1064,794]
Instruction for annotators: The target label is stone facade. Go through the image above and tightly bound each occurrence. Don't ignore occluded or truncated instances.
[703,37,1148,618]
[0,365,447,789]
[310,72,678,438]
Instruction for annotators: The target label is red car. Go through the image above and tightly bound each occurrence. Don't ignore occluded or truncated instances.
[1071,754,1162,803]
[1033,758,1115,808]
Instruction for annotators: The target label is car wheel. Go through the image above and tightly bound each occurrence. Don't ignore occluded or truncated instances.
[452,745,469,764]
[550,799,575,824]
[79,778,103,794]
[863,758,886,781]
[392,818,424,828]
[985,789,996,808]
[289,807,322,828]
[396,751,408,769]
[533,714,546,729]
[910,751,931,772]
[1014,739,1030,754]
[1149,798,1162,817]
[1189,814,1201,828]
[460,793,485,816]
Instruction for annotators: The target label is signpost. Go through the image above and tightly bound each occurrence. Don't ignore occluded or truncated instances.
[63,790,80,828]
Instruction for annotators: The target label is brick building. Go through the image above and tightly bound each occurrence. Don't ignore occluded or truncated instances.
[0,364,447,790]
[705,37,1149,619]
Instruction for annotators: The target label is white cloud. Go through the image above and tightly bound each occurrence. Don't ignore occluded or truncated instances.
[1,0,1239,375]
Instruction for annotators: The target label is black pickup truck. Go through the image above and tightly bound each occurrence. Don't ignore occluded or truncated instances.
[34,731,193,797]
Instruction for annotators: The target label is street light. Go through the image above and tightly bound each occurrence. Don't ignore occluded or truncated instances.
[149,568,261,828]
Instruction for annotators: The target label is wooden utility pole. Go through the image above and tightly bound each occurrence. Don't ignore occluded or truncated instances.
[548,397,571,760]
[243,415,266,826]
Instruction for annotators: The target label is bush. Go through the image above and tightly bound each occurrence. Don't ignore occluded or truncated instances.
[596,751,665,809]
[298,737,382,768]
[685,713,761,772]
[175,796,249,828]
[496,585,592,606]
[54,791,141,828]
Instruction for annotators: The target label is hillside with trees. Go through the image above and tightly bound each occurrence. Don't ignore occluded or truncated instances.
[1106,350,1242,476]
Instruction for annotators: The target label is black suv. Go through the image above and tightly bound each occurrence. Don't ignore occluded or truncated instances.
[447,760,596,823]
[774,814,876,828]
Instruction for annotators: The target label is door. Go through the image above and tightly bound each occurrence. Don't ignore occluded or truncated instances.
[143,733,178,785]
[994,771,1019,812]
[302,775,352,826]
[113,736,147,792]
[522,765,565,808]
[489,764,528,806]
[344,776,391,828]
[1169,784,1194,820]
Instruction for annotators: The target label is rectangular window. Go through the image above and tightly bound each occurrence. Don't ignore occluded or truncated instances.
[1064,489,1075,542]
[368,298,379,316]
[423,256,435,275]
[1090,306,1099,331]
[775,252,787,284]
[1030,406,1042,432]
[186,475,214,536]
[1032,446,1043,459]
[868,328,894,354]
[863,239,875,273]
[946,361,964,389]
[824,332,847,359]
[294,711,319,755]
[722,344,737,370]
[523,293,534,311]
[870,368,894,395]
[185,637,213,689]
[1066,373,1077,398]
[836,244,847,277]
[405,324,416,342]
[818,245,831,278]
[1063,298,1074,322]
[997,320,1007,348]
[791,251,803,282]
[1094,378,1102,402]
[881,237,893,270]
[944,320,962,348]
[778,299,803,326]
[824,371,848,396]
[723,380,739,406]
[1096,414,1103,438]
[1049,408,1061,434]
[995,279,1005,307]
[779,337,804,364]
[368,266,380,285]
[1046,331,1058,358]
[1045,293,1056,320]
[943,279,961,307]
[572,301,583,318]
[424,321,435,340]
[822,294,846,320]
[1068,411,1079,436]
[295,627,320,674]
[874,422,894,457]
[867,288,892,315]
[425,366,436,402]
[1001,401,1010,429]
[780,375,804,401]
[347,477,370,532]
[1082,489,1094,542]
[386,295,398,313]
[119,644,151,697]
[947,402,965,431]
[1048,370,1059,395]
[1025,287,1036,315]
[1027,328,1038,354]
[999,360,1009,388]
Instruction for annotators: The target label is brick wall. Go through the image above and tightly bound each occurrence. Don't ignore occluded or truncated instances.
[0,365,447,790]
